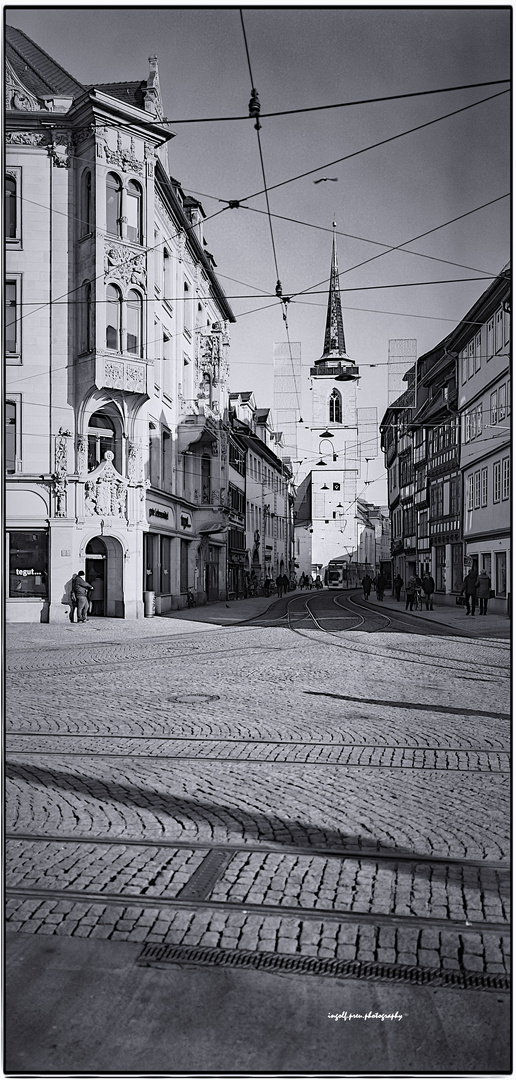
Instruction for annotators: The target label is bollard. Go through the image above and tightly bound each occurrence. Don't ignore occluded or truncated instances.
[143,590,155,618]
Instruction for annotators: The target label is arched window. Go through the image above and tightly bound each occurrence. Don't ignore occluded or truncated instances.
[126,179,142,243]
[80,170,92,235]
[6,401,16,473]
[6,175,16,238]
[126,289,142,355]
[106,172,122,236]
[87,412,117,471]
[329,389,342,424]
[106,284,122,350]
[81,281,92,352]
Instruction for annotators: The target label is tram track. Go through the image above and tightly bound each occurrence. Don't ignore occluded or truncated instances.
[281,591,509,682]
[6,832,510,935]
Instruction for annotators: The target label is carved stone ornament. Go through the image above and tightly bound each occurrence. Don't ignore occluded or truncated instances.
[104,143,144,177]
[6,131,46,146]
[76,436,87,475]
[48,136,74,168]
[127,442,139,483]
[52,429,71,516]
[83,451,128,518]
[6,63,40,111]
[104,243,146,287]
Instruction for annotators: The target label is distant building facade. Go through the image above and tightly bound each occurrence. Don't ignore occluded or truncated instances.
[380,268,510,611]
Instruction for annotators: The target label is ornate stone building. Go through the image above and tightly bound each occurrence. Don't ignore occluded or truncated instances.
[5,26,235,621]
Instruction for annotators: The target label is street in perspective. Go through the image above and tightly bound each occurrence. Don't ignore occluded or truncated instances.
[5,6,510,1077]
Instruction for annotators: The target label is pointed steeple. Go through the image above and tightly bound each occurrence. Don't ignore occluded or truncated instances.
[322,222,347,359]
[313,223,359,379]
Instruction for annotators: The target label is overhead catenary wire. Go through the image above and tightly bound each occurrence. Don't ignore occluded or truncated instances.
[236,89,509,204]
[151,78,511,124]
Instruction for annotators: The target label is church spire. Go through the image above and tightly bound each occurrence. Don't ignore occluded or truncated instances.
[322,221,347,359]
[313,223,359,379]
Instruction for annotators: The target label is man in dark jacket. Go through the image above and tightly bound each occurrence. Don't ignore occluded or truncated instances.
[422,571,435,611]
[73,571,93,622]
[460,568,479,616]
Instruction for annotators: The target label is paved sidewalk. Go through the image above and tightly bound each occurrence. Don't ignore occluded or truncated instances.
[6,933,510,1074]
[361,590,510,639]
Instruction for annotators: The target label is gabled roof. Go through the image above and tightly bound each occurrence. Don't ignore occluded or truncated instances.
[89,81,146,110]
[6,25,85,101]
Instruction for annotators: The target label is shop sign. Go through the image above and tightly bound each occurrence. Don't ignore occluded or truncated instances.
[180,513,192,529]
[149,507,169,520]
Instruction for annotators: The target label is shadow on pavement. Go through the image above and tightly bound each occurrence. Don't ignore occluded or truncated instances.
[6,761,507,891]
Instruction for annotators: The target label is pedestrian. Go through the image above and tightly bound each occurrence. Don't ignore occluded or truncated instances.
[88,569,104,616]
[393,574,403,602]
[67,573,78,622]
[282,572,290,594]
[405,573,418,611]
[422,571,435,611]
[73,571,93,622]
[276,572,284,599]
[460,567,479,616]
[376,573,385,601]
[362,573,372,600]
[476,569,492,615]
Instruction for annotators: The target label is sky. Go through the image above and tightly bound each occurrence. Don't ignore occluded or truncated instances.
[6,4,510,500]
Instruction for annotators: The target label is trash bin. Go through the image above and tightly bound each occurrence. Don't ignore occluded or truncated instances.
[143,590,155,618]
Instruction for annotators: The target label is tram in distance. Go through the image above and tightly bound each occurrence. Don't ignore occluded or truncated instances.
[326,559,348,588]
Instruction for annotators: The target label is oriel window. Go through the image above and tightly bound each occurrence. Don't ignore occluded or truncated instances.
[126,180,142,244]
[126,289,142,355]
[106,172,122,237]
[106,284,122,350]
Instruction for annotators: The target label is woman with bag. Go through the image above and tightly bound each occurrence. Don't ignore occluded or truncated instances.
[476,570,492,615]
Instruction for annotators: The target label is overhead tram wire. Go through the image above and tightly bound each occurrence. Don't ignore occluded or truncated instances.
[236,89,510,204]
[239,7,302,421]
[292,194,510,300]
[146,79,510,125]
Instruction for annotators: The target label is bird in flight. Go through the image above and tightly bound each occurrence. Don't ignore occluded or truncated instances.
[313,177,338,183]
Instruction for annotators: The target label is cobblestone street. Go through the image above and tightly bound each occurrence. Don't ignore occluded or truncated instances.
[6,596,510,993]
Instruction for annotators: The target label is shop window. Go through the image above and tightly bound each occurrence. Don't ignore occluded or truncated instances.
[496,552,506,596]
[6,281,18,354]
[452,543,463,592]
[106,172,122,237]
[493,461,501,503]
[481,468,488,507]
[87,412,117,471]
[126,180,142,244]
[126,289,142,355]
[9,531,48,598]
[481,553,492,575]
[160,536,171,594]
[502,457,509,500]
[180,538,190,592]
[80,170,92,236]
[106,284,122,350]
[6,174,17,238]
[329,389,342,424]
[6,401,16,473]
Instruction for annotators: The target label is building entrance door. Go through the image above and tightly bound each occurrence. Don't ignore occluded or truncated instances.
[206,544,220,600]
[85,535,124,617]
